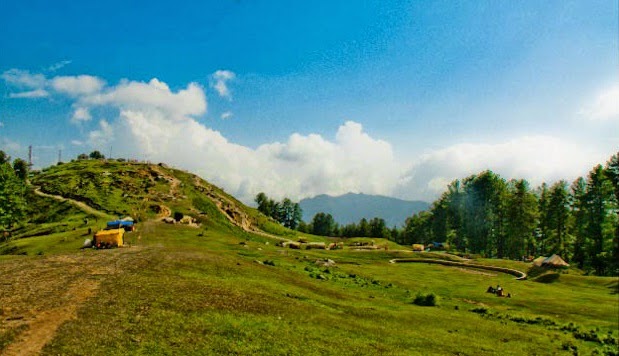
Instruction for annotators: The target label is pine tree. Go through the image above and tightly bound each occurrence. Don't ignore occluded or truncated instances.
[505,179,538,259]
[547,181,570,258]
[569,177,588,268]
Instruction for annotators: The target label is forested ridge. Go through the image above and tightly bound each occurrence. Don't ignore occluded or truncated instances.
[259,152,618,276]
[400,152,618,276]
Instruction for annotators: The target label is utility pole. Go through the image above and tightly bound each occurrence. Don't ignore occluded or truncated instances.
[109,145,112,160]
[28,145,32,166]
[58,149,62,163]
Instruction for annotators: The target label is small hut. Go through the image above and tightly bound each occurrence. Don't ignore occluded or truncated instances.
[542,254,569,267]
[533,254,569,268]
[533,256,547,267]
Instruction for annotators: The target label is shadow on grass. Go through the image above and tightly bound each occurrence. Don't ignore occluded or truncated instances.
[533,273,560,284]
[608,281,618,295]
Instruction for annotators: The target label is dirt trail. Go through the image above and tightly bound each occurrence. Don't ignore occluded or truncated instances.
[2,280,99,356]
[388,258,527,280]
[150,165,181,197]
[0,248,142,355]
[33,188,114,220]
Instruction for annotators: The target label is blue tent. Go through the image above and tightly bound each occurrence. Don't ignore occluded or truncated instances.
[106,220,134,231]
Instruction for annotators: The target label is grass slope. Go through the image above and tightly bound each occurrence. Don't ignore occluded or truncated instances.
[30,160,291,236]
[0,160,616,355]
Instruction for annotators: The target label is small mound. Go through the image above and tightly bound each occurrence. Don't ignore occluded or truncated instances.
[533,272,560,284]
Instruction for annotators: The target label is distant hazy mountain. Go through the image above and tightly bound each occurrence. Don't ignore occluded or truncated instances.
[299,193,429,228]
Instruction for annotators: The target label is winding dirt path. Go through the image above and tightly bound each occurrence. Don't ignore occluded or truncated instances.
[33,188,114,220]
[389,258,528,280]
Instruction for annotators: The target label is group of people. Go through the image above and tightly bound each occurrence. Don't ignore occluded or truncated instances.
[486,285,512,298]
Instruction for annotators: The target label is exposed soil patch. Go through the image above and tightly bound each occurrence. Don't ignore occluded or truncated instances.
[0,248,143,355]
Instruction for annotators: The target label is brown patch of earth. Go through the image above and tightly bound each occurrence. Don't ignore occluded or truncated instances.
[0,247,143,355]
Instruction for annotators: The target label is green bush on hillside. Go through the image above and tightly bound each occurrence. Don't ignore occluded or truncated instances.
[413,292,439,306]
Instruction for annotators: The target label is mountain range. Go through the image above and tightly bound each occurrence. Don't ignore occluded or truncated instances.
[299,193,429,227]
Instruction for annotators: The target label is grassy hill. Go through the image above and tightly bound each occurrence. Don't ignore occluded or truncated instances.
[29,159,293,236]
[0,160,617,355]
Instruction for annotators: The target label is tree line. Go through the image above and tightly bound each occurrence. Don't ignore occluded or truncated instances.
[255,153,617,276]
[255,192,303,230]
[299,214,399,240]
[400,153,618,276]
[0,151,29,240]
[255,192,399,239]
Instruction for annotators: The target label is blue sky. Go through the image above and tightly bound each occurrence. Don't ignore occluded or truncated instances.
[1,0,617,203]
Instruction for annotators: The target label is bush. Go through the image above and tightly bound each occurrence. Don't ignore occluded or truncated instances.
[413,292,439,306]
[471,307,489,315]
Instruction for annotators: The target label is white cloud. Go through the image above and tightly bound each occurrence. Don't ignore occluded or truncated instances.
[47,60,72,72]
[1,69,47,89]
[6,69,610,205]
[72,76,401,203]
[395,136,607,201]
[221,111,233,120]
[51,75,106,96]
[0,122,4,128]
[71,107,92,123]
[211,70,236,99]
[83,78,206,118]
[88,119,113,146]
[9,89,50,98]
[581,85,619,121]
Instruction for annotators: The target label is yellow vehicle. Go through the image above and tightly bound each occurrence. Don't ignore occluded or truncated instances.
[93,228,125,248]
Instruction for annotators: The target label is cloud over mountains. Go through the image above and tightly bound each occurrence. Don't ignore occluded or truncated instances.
[1,69,614,203]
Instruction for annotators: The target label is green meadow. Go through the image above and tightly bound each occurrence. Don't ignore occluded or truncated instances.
[0,160,617,355]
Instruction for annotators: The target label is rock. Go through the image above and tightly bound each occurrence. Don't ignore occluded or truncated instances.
[82,239,92,248]
[314,259,336,267]
[162,217,176,224]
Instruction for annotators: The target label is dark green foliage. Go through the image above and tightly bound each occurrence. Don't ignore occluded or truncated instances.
[333,216,391,238]
[0,150,10,165]
[89,150,105,160]
[471,307,489,315]
[311,212,335,236]
[255,192,303,229]
[413,292,439,306]
[12,158,29,181]
[400,153,618,275]
[505,179,538,258]
[0,160,28,236]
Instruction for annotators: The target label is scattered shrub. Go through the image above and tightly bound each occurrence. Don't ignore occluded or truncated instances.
[413,292,439,306]
[471,307,489,315]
